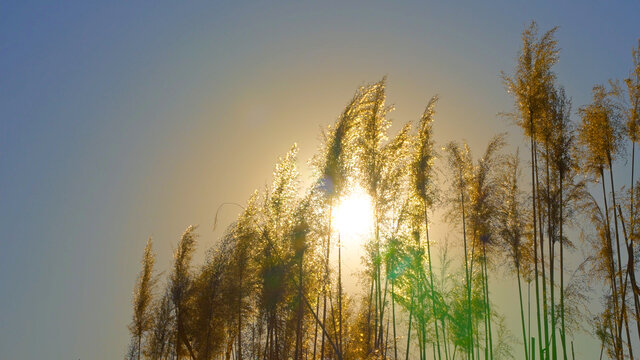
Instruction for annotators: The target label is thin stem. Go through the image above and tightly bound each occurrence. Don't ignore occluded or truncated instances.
[425,206,442,360]
[530,130,543,360]
[406,291,414,360]
[483,245,494,359]
[393,281,397,360]
[630,142,640,344]
[608,155,634,359]
[338,233,343,356]
[559,173,567,360]
[534,144,549,360]
[546,144,557,360]
[600,166,622,357]
[320,204,333,360]
[518,266,530,360]
[459,168,474,360]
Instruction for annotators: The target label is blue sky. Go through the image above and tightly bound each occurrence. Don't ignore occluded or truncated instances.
[1,1,639,359]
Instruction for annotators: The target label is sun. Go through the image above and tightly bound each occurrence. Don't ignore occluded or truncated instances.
[333,186,374,239]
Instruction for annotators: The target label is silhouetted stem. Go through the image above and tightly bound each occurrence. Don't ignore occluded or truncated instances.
[534,145,549,360]
[518,265,530,360]
[599,166,622,357]
[608,156,635,360]
[425,206,442,360]
[406,291,414,360]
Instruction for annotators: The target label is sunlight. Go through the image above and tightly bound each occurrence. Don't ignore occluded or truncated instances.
[333,187,374,239]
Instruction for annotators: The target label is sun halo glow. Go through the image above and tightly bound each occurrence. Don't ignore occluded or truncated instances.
[333,187,374,240]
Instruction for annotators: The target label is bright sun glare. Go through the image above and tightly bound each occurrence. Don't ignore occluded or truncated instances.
[333,187,374,239]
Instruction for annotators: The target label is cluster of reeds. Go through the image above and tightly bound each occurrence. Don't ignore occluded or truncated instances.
[124,23,640,360]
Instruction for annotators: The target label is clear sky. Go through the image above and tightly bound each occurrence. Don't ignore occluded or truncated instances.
[1,1,639,359]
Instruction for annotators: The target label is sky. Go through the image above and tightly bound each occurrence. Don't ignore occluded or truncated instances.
[1,1,639,359]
